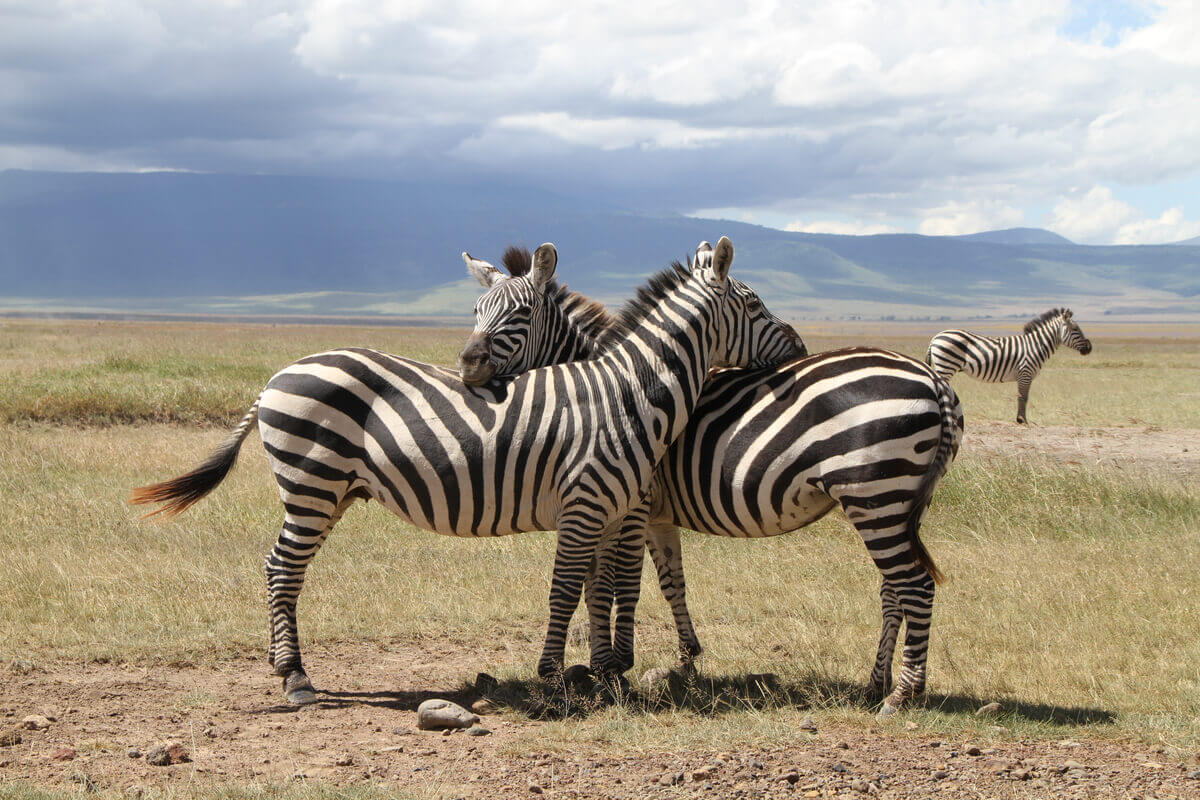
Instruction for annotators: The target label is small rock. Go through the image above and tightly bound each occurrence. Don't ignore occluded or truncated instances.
[126,748,141,759]
[965,745,981,756]
[751,759,765,770]
[1063,760,1085,771]
[798,716,817,732]
[832,763,848,773]
[20,715,52,730]
[0,731,21,747]
[380,746,405,753]
[659,771,684,786]
[1013,768,1032,780]
[467,727,491,737]
[851,779,869,793]
[333,753,354,766]
[779,771,800,784]
[145,743,190,767]
[203,727,217,738]
[416,699,479,731]
[905,721,919,731]
[475,672,498,692]
[975,702,1001,717]
[836,741,850,750]
[527,782,544,794]
[692,765,717,780]
[1186,769,1200,780]
[470,698,497,715]
[39,707,59,722]
[51,747,76,761]
[641,666,673,687]
[932,770,948,780]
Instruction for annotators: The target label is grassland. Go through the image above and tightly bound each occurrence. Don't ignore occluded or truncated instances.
[1,317,1199,766]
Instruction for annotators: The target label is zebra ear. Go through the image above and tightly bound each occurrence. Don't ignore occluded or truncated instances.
[529,242,557,292]
[692,241,713,271]
[463,252,505,288]
[711,236,734,282]
[1062,308,1073,319]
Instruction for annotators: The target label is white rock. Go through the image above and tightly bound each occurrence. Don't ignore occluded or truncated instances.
[416,699,479,730]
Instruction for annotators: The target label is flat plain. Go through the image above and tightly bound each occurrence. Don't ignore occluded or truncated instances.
[1,317,1198,799]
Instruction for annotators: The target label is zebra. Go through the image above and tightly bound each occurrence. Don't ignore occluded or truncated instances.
[130,237,805,705]
[460,248,961,714]
[925,308,1092,423]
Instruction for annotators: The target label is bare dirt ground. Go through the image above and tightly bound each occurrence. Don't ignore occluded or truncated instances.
[965,422,1200,479]
[3,640,1199,799]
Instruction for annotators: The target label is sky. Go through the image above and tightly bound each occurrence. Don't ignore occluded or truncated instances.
[1,0,1198,245]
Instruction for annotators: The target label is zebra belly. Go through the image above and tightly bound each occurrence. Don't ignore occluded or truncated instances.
[649,349,945,539]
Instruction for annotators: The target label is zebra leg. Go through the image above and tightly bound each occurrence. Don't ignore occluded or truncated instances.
[645,523,703,668]
[878,571,935,716]
[538,521,606,680]
[867,582,903,701]
[608,506,650,674]
[582,524,620,677]
[1016,370,1033,423]
[264,493,354,705]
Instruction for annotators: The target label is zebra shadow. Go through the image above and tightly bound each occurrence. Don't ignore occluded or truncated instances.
[475,668,1116,727]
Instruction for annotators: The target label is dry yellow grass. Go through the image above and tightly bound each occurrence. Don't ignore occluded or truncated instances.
[1,318,1198,752]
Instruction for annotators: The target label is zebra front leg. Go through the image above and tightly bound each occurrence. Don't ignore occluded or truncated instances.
[645,523,703,668]
[264,497,352,705]
[867,582,903,702]
[608,505,650,674]
[1015,370,1033,424]
[878,570,935,717]
[582,523,621,678]
[538,521,605,681]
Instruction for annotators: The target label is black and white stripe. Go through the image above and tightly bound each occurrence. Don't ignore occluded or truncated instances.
[131,237,804,704]
[925,308,1092,423]
[463,255,961,713]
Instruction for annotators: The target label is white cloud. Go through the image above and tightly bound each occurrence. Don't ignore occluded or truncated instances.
[919,201,1025,236]
[785,219,901,236]
[1048,185,1200,244]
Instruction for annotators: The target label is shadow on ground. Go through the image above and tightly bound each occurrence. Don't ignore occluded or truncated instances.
[274,666,1115,728]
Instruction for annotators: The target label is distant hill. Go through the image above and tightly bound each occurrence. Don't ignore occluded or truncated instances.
[1,170,1197,319]
[956,227,1074,245]
[1170,234,1200,246]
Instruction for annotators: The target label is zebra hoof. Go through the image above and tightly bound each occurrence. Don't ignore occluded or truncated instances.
[876,702,900,719]
[283,671,317,706]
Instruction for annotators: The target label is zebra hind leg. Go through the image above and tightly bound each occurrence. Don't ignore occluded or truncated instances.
[877,571,935,717]
[537,518,606,683]
[645,523,703,669]
[264,494,354,705]
[1016,371,1033,424]
[867,582,903,702]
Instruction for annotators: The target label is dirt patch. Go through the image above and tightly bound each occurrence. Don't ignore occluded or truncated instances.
[2,642,1198,799]
[963,422,1200,479]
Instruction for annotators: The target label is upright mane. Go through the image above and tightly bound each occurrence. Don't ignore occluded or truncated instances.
[1023,308,1067,334]
[592,258,694,355]
[500,244,612,351]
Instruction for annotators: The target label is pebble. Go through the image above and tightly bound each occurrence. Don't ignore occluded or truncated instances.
[527,782,543,794]
[965,745,981,756]
[1187,770,1200,780]
[640,666,672,687]
[470,698,497,715]
[333,753,354,766]
[850,779,869,793]
[798,716,817,732]
[692,765,717,780]
[932,770,948,780]
[467,727,492,737]
[416,699,479,731]
[145,743,190,767]
[659,771,684,786]
[975,702,1002,717]
[50,747,76,761]
[20,715,52,730]
[779,771,800,784]
[0,731,21,747]
[126,748,141,759]
[836,741,850,750]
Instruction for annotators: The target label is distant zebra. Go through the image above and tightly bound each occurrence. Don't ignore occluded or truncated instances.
[925,308,1092,423]
[461,249,961,714]
[131,238,804,704]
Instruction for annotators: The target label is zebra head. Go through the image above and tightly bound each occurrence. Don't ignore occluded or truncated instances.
[458,243,558,386]
[1059,309,1092,355]
[698,237,808,368]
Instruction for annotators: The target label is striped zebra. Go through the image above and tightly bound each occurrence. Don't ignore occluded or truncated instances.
[461,249,962,714]
[925,308,1092,423]
[130,237,805,705]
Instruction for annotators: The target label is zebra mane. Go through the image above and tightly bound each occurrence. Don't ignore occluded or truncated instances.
[501,244,612,351]
[592,258,694,355]
[1023,307,1069,334]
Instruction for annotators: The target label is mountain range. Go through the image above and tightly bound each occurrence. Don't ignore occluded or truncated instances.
[1,170,1197,320]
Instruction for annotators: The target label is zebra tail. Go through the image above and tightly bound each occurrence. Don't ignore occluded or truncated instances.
[128,397,260,519]
[904,374,960,585]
